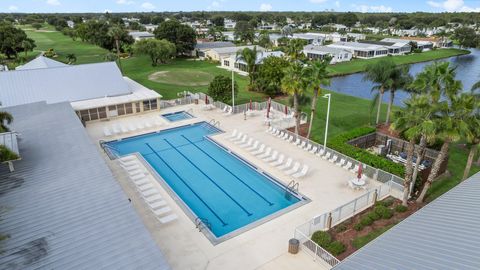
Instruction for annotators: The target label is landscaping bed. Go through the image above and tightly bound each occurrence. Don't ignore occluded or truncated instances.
[310,197,422,260]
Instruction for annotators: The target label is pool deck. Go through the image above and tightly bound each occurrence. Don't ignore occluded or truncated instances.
[85,103,386,270]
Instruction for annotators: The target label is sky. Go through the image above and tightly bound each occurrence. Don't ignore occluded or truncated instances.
[2,0,480,13]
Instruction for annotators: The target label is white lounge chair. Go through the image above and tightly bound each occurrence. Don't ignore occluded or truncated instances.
[351,164,359,174]
[144,194,163,203]
[227,129,238,140]
[240,138,253,148]
[121,163,142,172]
[118,158,137,166]
[128,124,137,132]
[272,129,280,137]
[276,131,285,138]
[133,178,150,186]
[137,183,155,192]
[309,146,318,154]
[103,127,112,137]
[149,200,167,210]
[152,206,171,215]
[157,213,178,224]
[269,127,278,135]
[270,154,284,166]
[316,148,325,157]
[266,126,274,133]
[257,147,272,158]
[293,165,309,178]
[292,138,301,146]
[235,134,248,145]
[224,106,232,115]
[263,150,278,162]
[119,155,136,162]
[337,159,346,167]
[246,140,259,151]
[323,152,331,160]
[137,122,145,130]
[282,133,290,140]
[329,155,338,163]
[278,158,293,170]
[287,135,294,143]
[145,121,153,128]
[129,173,146,182]
[343,161,353,170]
[285,162,301,175]
[120,125,129,134]
[140,188,159,198]
[230,132,243,142]
[112,125,121,135]
[304,143,313,152]
[298,141,307,149]
[251,144,265,155]
[222,106,229,113]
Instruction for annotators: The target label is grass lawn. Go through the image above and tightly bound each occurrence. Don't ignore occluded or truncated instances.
[327,48,470,76]
[352,224,396,249]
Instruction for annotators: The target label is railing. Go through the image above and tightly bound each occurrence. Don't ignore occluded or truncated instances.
[294,181,394,268]
[195,217,212,232]
[99,140,120,160]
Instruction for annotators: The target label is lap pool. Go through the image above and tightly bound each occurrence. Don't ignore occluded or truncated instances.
[161,111,194,122]
[105,122,306,242]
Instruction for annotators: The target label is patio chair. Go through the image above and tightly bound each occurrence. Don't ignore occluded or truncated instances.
[309,146,318,154]
[112,125,121,135]
[298,141,307,149]
[266,126,274,133]
[137,122,145,130]
[230,132,243,142]
[276,131,285,138]
[292,138,301,146]
[322,152,331,160]
[157,214,178,224]
[282,133,290,140]
[251,144,265,155]
[263,150,278,162]
[152,206,171,215]
[140,188,159,198]
[133,178,150,186]
[337,159,346,167]
[293,165,309,178]
[240,138,253,148]
[226,129,238,140]
[119,155,136,162]
[278,158,293,170]
[343,161,353,170]
[269,127,278,135]
[137,183,155,192]
[270,154,285,166]
[316,148,325,157]
[329,155,338,163]
[149,201,168,211]
[304,143,313,152]
[350,164,359,174]
[287,135,294,143]
[120,125,129,134]
[128,124,137,132]
[246,140,259,151]
[285,162,301,175]
[234,134,248,145]
[103,127,112,137]
[143,194,163,203]
[257,147,272,158]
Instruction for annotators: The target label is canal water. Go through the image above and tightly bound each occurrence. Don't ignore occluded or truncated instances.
[328,48,480,106]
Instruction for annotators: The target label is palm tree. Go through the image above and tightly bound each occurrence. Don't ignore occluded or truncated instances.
[66,53,77,64]
[0,111,13,133]
[385,65,412,124]
[285,39,306,61]
[236,46,259,86]
[21,39,34,61]
[281,63,306,135]
[108,26,127,73]
[391,94,434,205]
[462,111,480,181]
[304,58,331,139]
[363,58,395,125]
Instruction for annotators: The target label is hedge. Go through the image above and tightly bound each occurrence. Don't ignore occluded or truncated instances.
[328,127,405,177]
[0,145,19,162]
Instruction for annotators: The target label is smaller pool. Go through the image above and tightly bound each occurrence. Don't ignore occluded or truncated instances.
[162,111,195,122]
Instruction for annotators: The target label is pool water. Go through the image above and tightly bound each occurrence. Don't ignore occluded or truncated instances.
[162,111,194,122]
[106,122,302,239]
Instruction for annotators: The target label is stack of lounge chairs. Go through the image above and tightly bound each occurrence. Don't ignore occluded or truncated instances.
[117,155,178,224]
[103,118,164,137]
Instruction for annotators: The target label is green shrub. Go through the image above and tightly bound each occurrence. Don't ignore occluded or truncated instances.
[359,216,374,227]
[395,204,408,213]
[367,211,381,221]
[311,231,332,248]
[327,241,346,256]
[353,223,364,231]
[375,198,394,207]
[374,205,394,219]
[335,224,348,233]
[0,145,19,162]
[328,127,405,177]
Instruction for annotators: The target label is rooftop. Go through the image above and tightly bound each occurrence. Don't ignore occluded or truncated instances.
[194,41,235,50]
[128,31,155,38]
[328,42,388,51]
[303,44,350,55]
[16,56,68,70]
[0,101,169,269]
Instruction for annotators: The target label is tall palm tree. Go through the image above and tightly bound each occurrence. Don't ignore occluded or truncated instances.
[391,94,434,205]
[108,25,127,73]
[363,58,395,125]
[304,58,331,139]
[285,39,306,61]
[0,111,13,133]
[385,65,412,124]
[66,53,77,64]
[236,46,259,86]
[462,111,480,181]
[21,39,34,61]
[281,63,306,135]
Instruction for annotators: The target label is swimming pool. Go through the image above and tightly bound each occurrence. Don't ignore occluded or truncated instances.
[106,122,305,242]
[161,111,194,122]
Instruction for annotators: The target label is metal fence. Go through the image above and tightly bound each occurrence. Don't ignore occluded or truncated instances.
[294,181,394,268]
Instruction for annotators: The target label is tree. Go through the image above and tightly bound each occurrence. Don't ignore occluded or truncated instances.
[66,53,77,64]
[134,39,176,66]
[108,25,129,72]
[257,31,272,50]
[453,27,479,48]
[211,16,225,27]
[0,22,36,59]
[0,111,13,133]
[337,12,358,27]
[385,65,413,124]
[21,39,34,60]
[281,25,293,37]
[363,58,396,125]
[462,103,480,181]
[32,23,42,30]
[234,21,255,44]
[281,63,307,135]
[304,58,331,139]
[285,39,307,61]
[257,56,289,95]
[208,75,238,104]
[236,46,259,86]
[311,14,335,28]
[154,20,196,55]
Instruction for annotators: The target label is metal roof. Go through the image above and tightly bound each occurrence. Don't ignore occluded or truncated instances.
[303,45,350,55]
[195,41,235,50]
[0,62,131,107]
[334,172,480,270]
[328,42,389,51]
[0,101,170,270]
[128,31,155,39]
[15,56,68,71]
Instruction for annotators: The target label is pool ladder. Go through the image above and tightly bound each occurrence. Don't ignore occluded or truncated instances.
[287,180,299,194]
[195,217,212,232]
[208,119,221,128]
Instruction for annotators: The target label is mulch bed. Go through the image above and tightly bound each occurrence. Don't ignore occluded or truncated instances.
[324,197,423,261]
[287,123,310,137]
[376,123,400,138]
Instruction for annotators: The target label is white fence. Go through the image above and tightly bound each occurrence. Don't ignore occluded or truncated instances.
[294,181,394,268]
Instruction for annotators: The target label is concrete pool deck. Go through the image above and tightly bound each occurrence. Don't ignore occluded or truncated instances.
[85,103,388,270]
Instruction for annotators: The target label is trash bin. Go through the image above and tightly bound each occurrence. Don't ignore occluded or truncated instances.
[288,238,300,254]
[194,99,199,105]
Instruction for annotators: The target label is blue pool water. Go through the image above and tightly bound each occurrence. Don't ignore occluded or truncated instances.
[106,122,301,238]
[162,111,194,122]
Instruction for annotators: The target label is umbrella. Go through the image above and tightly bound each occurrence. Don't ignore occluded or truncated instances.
[284,105,288,115]
[357,163,363,179]
[249,99,252,110]
[205,94,208,105]
[266,97,272,119]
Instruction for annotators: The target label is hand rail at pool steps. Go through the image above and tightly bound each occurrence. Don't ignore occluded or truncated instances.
[195,217,212,232]
[287,180,299,194]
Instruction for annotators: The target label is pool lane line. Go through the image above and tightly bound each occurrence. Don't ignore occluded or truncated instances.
[181,135,274,206]
[145,142,228,226]
[163,139,253,217]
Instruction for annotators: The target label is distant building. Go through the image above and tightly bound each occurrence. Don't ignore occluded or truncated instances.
[224,19,236,29]
[208,45,266,62]
[142,24,158,32]
[328,42,389,59]
[359,40,412,55]
[128,31,155,42]
[220,50,284,75]
[192,41,236,59]
[397,37,452,49]
[292,33,325,45]
[382,38,434,51]
[67,20,75,28]
[303,45,352,64]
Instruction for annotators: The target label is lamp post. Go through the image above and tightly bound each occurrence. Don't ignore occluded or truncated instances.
[322,94,331,150]
[231,60,235,114]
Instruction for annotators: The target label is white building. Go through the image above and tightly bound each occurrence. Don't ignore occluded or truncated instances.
[128,31,155,42]
[382,38,432,51]
[142,24,158,32]
[224,19,236,29]
[209,45,266,62]
[328,42,389,59]
[303,45,352,64]
[220,51,284,75]
[67,20,75,28]
[192,41,236,59]
[292,33,325,45]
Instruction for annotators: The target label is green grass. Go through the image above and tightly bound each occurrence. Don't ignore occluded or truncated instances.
[327,49,470,76]
[352,224,396,249]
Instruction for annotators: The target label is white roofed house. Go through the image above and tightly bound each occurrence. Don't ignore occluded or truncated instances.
[327,42,389,59]
[303,44,352,64]
[220,50,284,76]
[192,41,235,59]
[382,37,433,51]
[128,31,155,42]
[208,45,266,62]
[292,33,325,45]
[359,40,412,55]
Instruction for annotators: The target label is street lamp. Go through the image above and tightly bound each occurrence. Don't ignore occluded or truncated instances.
[322,93,331,150]
[231,58,236,114]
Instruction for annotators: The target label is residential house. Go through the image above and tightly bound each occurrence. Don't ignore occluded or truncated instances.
[397,37,452,48]
[224,19,237,29]
[383,37,434,51]
[360,40,412,55]
[221,50,284,75]
[292,33,325,45]
[67,20,75,28]
[128,31,155,42]
[192,41,235,59]
[142,24,158,32]
[328,42,389,59]
[303,44,352,64]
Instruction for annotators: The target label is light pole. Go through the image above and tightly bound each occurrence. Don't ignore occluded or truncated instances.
[231,59,235,114]
[322,94,331,150]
